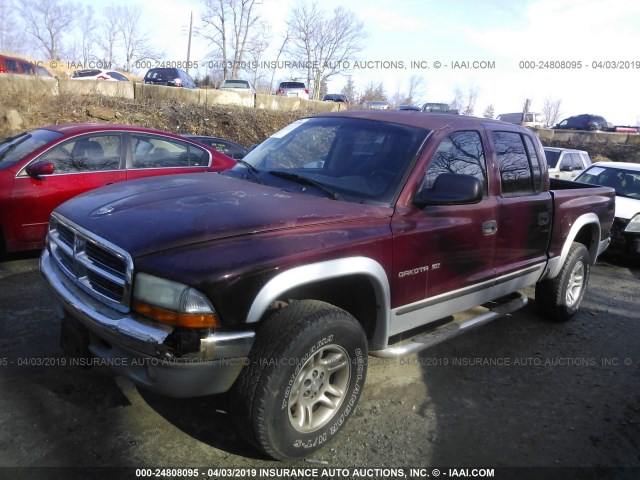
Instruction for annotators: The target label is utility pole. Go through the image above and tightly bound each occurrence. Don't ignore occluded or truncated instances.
[186,10,193,74]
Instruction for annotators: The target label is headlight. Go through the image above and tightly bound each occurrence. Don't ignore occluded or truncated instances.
[625,214,640,233]
[132,273,219,328]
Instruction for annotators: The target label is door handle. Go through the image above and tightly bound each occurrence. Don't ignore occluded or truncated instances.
[482,220,497,235]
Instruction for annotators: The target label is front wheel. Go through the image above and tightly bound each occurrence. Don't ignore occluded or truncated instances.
[536,242,590,321]
[229,300,367,460]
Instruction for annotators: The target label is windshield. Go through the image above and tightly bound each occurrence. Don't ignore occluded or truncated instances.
[544,150,561,168]
[222,116,429,205]
[577,165,640,199]
[0,129,64,168]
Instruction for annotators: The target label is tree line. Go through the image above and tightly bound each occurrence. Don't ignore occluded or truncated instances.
[0,0,565,120]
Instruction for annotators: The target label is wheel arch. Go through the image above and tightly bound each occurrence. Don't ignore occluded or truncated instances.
[544,213,601,280]
[246,257,391,350]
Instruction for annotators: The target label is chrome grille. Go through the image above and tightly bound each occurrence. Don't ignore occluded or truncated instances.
[48,213,133,313]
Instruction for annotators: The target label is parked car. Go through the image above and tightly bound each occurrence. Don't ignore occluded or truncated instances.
[219,79,255,93]
[322,93,349,105]
[395,105,421,111]
[421,102,459,114]
[70,69,130,81]
[553,114,611,132]
[497,112,544,128]
[543,147,592,180]
[0,54,51,76]
[362,100,389,109]
[182,135,247,159]
[143,68,196,89]
[0,124,235,253]
[576,162,640,257]
[41,111,614,460]
[275,81,309,99]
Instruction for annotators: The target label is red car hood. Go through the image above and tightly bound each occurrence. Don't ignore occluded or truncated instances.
[54,173,392,257]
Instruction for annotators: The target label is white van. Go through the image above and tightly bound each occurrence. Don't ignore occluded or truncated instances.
[497,112,545,128]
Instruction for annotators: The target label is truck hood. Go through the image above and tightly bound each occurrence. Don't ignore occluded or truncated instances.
[615,195,640,220]
[54,173,392,257]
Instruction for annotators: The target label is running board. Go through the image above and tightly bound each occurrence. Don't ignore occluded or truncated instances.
[371,292,528,358]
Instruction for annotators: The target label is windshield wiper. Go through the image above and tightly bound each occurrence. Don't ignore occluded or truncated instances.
[268,170,340,200]
[0,134,30,161]
[235,159,263,183]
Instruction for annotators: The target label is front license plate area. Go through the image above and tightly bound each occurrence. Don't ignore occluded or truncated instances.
[60,316,92,367]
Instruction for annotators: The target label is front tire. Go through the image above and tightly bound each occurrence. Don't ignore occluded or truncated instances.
[536,242,590,321]
[229,300,367,460]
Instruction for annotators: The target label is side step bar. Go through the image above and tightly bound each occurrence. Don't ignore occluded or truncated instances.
[371,292,528,358]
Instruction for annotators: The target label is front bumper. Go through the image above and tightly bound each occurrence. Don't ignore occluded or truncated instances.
[41,249,255,397]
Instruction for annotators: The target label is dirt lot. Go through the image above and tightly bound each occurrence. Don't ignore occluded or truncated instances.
[0,252,638,479]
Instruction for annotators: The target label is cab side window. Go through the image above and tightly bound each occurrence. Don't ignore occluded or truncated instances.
[422,130,488,194]
[493,131,543,196]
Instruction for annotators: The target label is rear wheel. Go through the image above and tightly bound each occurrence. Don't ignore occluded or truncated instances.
[229,300,367,460]
[536,242,590,321]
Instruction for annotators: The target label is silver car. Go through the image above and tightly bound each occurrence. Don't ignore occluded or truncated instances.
[544,147,592,180]
[219,79,255,93]
[275,81,309,99]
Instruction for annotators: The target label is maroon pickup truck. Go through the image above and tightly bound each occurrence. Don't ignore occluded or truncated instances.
[41,112,615,460]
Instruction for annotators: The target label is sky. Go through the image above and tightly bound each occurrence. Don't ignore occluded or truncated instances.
[71,0,640,125]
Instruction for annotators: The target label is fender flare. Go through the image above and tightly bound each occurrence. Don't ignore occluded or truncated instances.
[544,213,602,280]
[245,256,392,350]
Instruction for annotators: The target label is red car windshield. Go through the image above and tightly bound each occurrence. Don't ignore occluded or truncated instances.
[0,129,64,168]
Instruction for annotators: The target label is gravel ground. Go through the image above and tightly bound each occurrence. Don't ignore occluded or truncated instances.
[0,253,638,480]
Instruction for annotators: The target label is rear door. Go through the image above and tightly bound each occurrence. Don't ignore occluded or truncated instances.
[11,133,125,245]
[125,133,211,181]
[490,130,552,277]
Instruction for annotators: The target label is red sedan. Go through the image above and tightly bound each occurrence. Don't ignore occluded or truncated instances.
[0,123,236,253]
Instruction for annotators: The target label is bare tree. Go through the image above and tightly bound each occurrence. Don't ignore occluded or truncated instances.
[542,98,563,127]
[482,104,495,119]
[450,87,464,112]
[243,20,271,92]
[199,0,261,80]
[17,0,76,59]
[359,81,387,104]
[286,1,365,100]
[341,76,357,103]
[0,0,27,54]
[269,26,291,93]
[461,85,480,116]
[117,4,162,72]
[405,74,425,106]
[77,5,97,65]
[97,5,120,67]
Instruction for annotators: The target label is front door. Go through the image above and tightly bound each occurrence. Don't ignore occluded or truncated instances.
[11,134,125,245]
[390,130,498,334]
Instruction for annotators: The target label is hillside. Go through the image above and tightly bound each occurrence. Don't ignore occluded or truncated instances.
[0,90,306,147]
[1,90,640,163]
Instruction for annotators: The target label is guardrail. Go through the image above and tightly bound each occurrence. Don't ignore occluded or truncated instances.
[0,74,343,113]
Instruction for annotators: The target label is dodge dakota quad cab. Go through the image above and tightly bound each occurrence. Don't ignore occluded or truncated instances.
[41,112,615,460]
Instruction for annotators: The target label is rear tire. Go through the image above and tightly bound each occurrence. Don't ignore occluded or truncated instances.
[536,242,590,321]
[229,300,367,460]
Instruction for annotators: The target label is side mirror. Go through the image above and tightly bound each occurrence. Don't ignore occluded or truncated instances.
[560,165,573,172]
[414,173,483,208]
[25,161,54,179]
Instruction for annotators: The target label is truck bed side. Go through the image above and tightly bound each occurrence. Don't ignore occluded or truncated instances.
[545,178,616,277]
